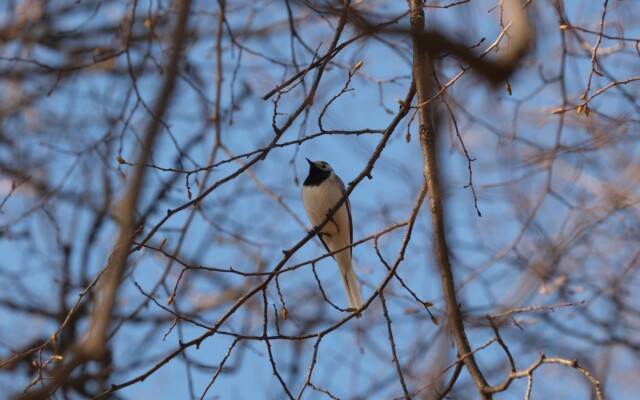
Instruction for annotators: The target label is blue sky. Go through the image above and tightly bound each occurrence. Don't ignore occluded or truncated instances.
[1,0,639,399]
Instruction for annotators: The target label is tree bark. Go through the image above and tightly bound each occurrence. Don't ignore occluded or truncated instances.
[409,1,491,398]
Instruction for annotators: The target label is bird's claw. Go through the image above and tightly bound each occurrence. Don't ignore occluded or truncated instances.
[346,307,362,318]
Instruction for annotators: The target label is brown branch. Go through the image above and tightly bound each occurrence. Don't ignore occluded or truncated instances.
[90,76,417,400]
[484,301,602,397]
[198,338,240,400]
[297,334,324,399]
[380,292,410,398]
[485,351,603,399]
[489,301,584,321]
[582,0,609,99]
[262,288,294,399]
[17,1,194,399]
[81,0,192,359]
[435,361,463,400]
[406,338,496,398]
[409,0,490,397]
[331,0,534,86]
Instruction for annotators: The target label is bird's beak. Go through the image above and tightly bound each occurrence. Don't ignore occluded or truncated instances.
[305,158,314,166]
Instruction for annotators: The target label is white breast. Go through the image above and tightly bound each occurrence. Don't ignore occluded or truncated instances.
[301,175,351,252]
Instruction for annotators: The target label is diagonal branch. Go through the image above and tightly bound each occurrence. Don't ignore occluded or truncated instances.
[17,1,194,399]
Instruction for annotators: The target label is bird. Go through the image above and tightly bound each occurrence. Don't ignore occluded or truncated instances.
[301,158,363,312]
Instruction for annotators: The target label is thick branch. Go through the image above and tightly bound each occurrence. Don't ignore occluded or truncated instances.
[80,0,193,361]
[18,1,193,399]
[409,1,491,398]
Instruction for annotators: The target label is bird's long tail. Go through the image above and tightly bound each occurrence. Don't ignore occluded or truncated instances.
[336,253,363,310]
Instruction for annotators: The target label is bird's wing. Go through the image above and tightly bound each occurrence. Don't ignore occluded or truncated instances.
[339,178,353,257]
[346,197,353,257]
[312,175,353,259]
[316,232,333,258]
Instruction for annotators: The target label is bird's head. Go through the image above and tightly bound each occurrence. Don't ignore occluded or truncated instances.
[306,158,333,173]
[304,158,334,186]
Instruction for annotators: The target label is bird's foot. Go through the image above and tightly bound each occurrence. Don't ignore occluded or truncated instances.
[346,307,362,318]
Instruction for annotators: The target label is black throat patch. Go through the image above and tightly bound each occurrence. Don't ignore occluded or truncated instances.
[304,163,331,186]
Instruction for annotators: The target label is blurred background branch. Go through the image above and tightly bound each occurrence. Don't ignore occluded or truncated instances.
[1,0,637,399]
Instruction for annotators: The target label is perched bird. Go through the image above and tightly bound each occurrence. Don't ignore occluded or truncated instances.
[301,158,363,312]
